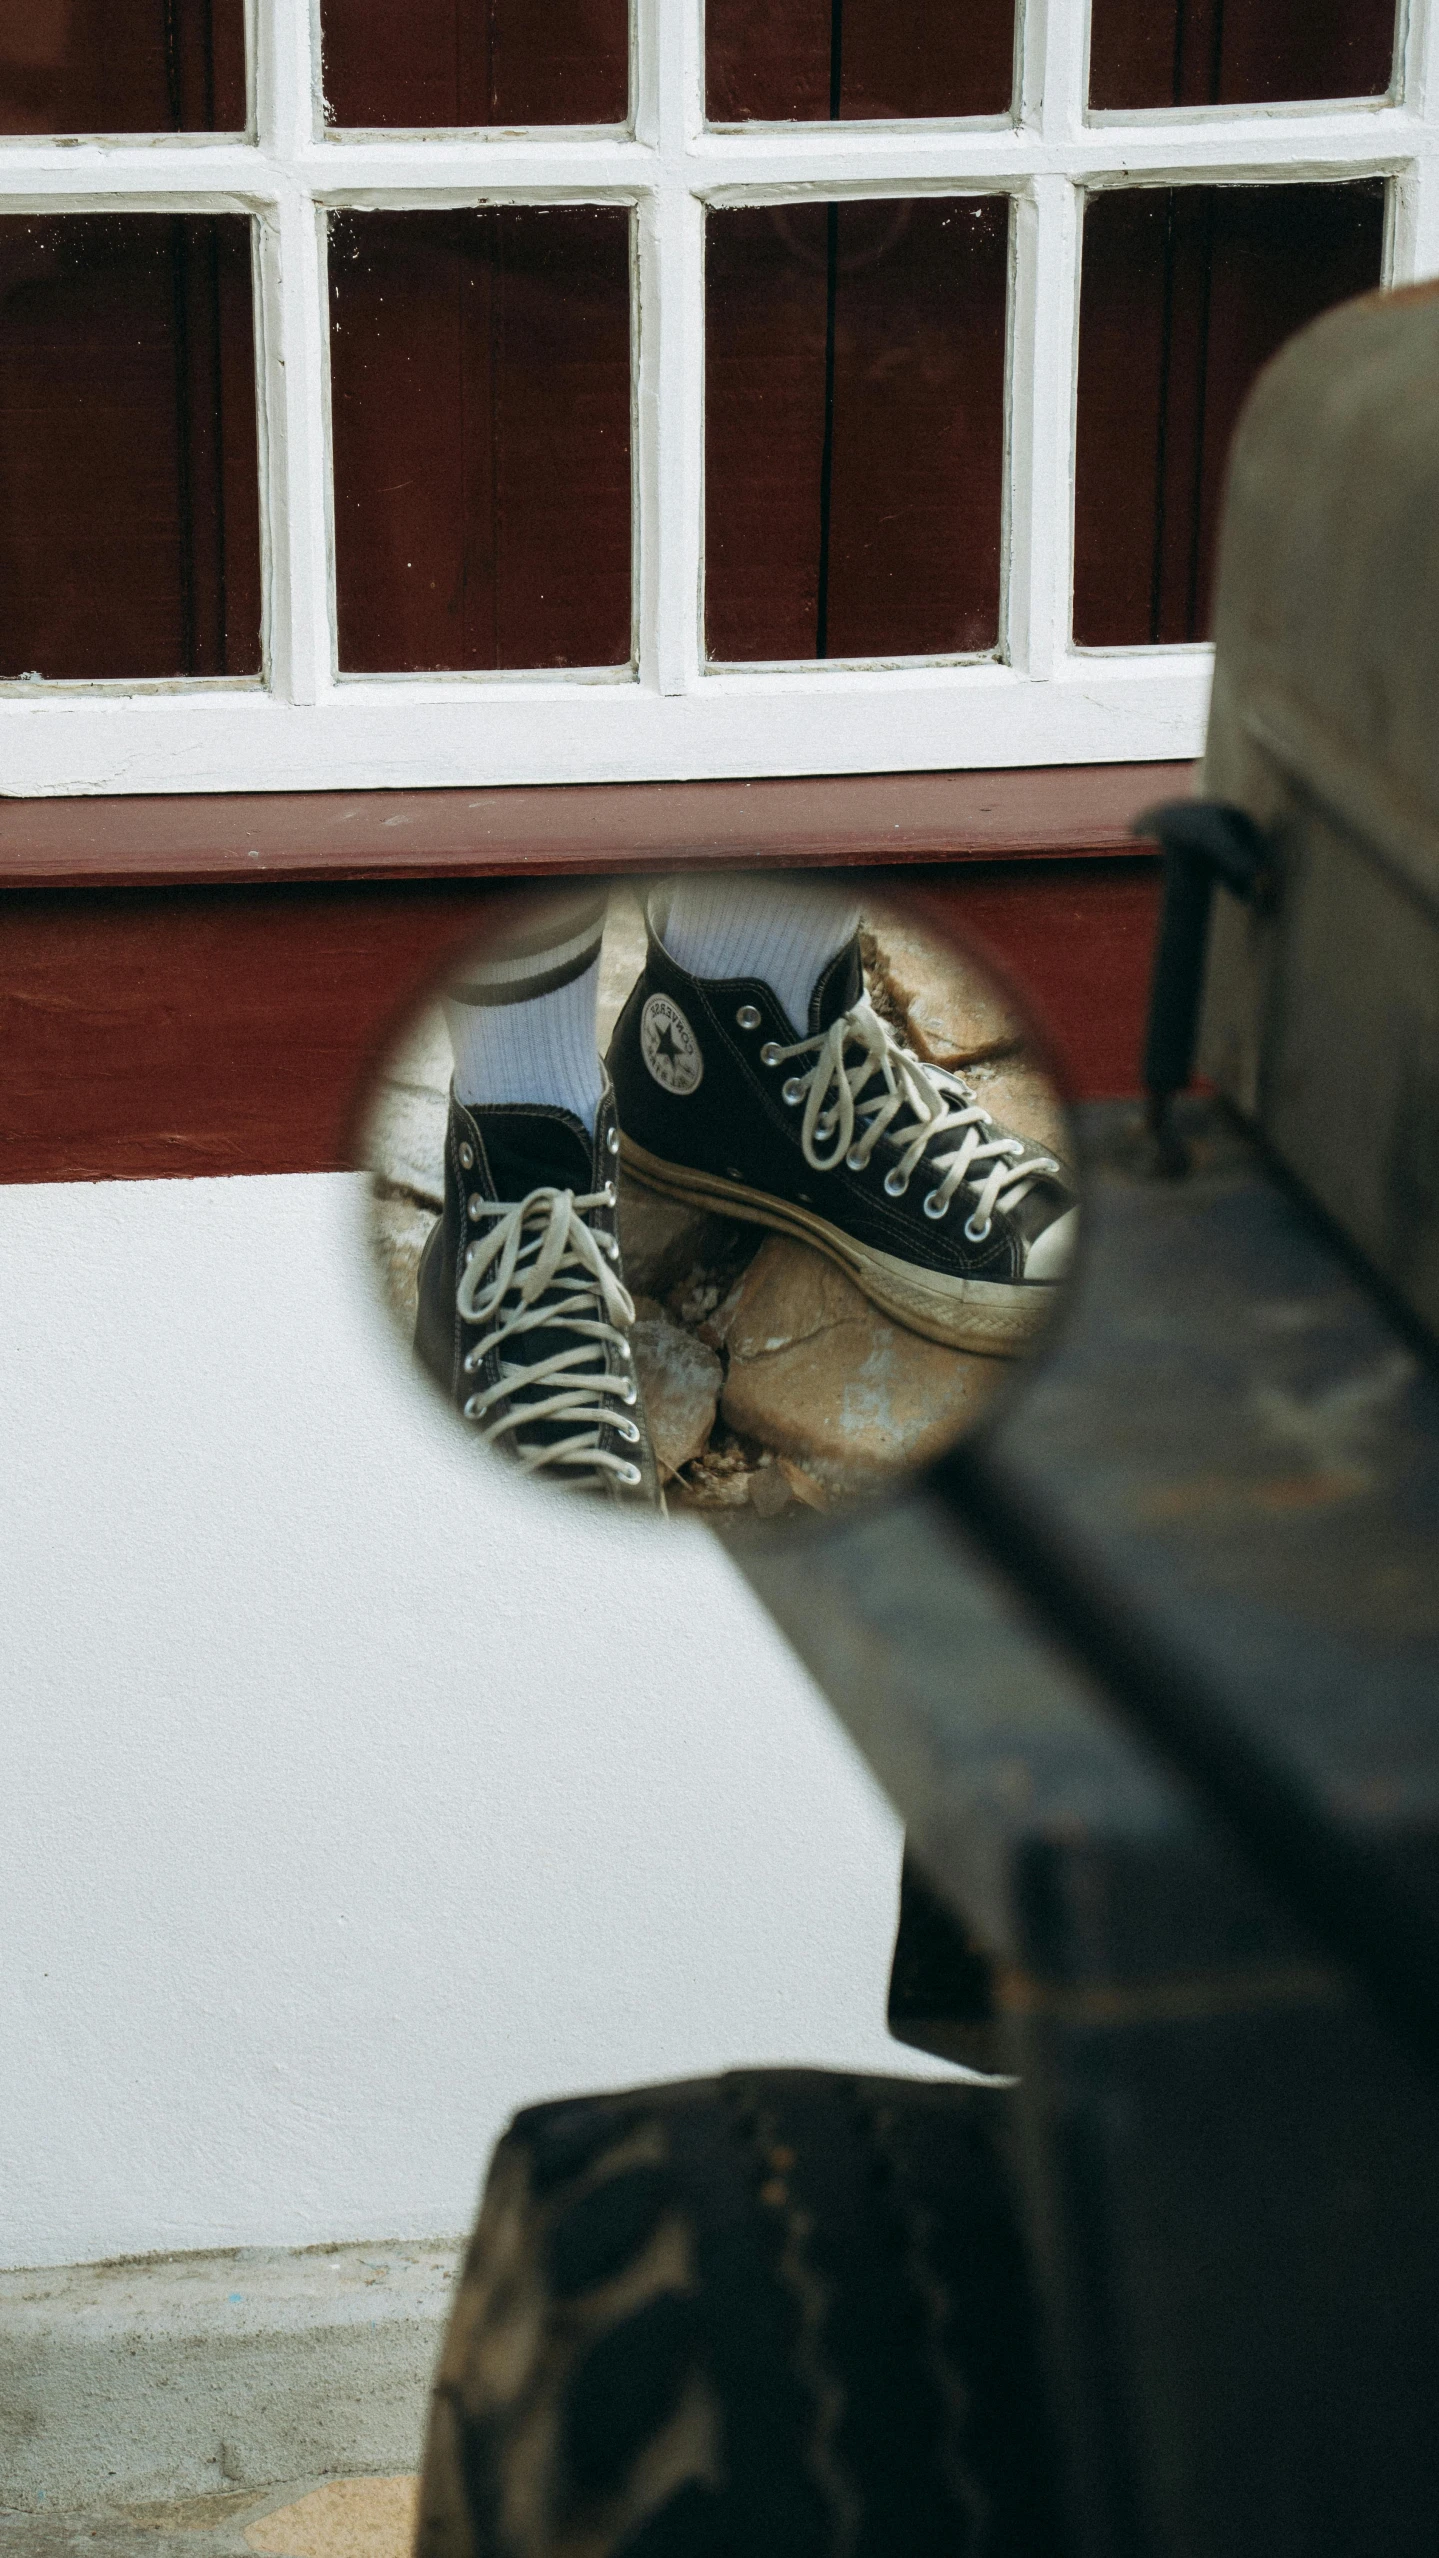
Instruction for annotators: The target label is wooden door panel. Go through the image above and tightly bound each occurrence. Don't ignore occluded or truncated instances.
[1074,182,1385,647]
[0,214,261,680]
[0,0,244,135]
[329,208,632,673]
[1089,0,1396,108]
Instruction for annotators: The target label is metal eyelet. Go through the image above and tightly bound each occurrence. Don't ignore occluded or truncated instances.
[467,1194,483,1220]
[619,1462,643,1486]
[760,1043,782,1067]
[463,1348,480,1372]
[884,1167,909,1198]
[845,1149,867,1174]
[618,1418,640,1444]
[458,1142,474,1169]
[616,1339,632,1361]
[964,1211,992,1243]
[462,1396,482,1421]
[922,1190,947,1221]
[602,1181,617,1206]
[736,1004,762,1031]
[621,1380,637,1404]
[464,1243,477,1265]
[782,1078,805,1106]
[602,1233,620,1258]
[606,1127,620,1154]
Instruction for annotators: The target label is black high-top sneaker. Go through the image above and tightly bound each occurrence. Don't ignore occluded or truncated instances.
[415,1084,663,1508]
[608,901,1078,1355]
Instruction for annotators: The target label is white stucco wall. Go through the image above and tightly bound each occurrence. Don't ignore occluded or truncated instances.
[0,1170,929,2274]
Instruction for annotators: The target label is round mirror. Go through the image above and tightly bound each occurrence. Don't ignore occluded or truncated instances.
[361,873,1076,1528]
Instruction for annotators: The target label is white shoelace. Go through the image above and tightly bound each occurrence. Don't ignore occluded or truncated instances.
[765,1000,1061,1241]
[455,1184,643,1486]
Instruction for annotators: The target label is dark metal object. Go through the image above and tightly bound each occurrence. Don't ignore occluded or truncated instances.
[740,1095,1439,2558]
[738,286,1439,2557]
[1137,800,1269,1171]
[938,1102,1439,2069]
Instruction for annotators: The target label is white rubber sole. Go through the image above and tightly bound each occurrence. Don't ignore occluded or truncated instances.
[621,1135,1058,1356]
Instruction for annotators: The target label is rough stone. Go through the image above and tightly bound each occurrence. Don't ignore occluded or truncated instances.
[864,916,1023,1068]
[369,1189,436,1336]
[669,1437,758,1510]
[747,1457,793,1519]
[617,1177,747,1301]
[715,1238,1008,1488]
[630,1315,723,1481]
[778,1455,830,1511]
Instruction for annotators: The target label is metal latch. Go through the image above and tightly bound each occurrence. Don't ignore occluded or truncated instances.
[1137,798,1273,1171]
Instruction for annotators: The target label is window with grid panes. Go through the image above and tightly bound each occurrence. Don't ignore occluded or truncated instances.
[0,0,1433,798]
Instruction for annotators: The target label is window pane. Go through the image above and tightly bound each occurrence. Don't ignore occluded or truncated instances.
[1089,0,1396,109]
[706,198,1007,662]
[329,210,632,673]
[707,0,1013,121]
[0,0,244,134]
[1073,182,1385,647]
[321,0,627,126]
[0,216,261,680]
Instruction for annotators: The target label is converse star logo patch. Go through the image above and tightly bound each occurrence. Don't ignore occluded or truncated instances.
[640,993,703,1095]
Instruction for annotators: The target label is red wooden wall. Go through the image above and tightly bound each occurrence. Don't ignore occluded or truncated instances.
[1074,181,1386,646]
[0,215,261,680]
[706,0,1015,122]
[0,0,245,134]
[706,199,1007,662]
[320,0,628,128]
[1088,0,1396,109]
[329,208,632,673]
[0,848,1164,1185]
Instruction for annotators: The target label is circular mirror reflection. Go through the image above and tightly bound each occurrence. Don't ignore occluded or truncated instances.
[363,874,1076,1528]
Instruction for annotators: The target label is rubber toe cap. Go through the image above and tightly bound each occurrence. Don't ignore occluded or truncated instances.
[1023,1205,1078,1282]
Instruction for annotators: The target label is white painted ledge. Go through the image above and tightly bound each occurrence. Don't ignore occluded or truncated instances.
[0,655,1212,797]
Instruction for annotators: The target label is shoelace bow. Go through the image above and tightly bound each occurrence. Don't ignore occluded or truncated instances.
[768,1000,1060,1237]
[455,1184,643,1485]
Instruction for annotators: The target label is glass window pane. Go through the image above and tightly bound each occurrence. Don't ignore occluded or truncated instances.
[321,0,627,127]
[1073,181,1385,647]
[707,0,1014,121]
[0,0,245,135]
[1089,0,1396,109]
[0,216,261,680]
[329,210,632,673]
[706,198,1008,663]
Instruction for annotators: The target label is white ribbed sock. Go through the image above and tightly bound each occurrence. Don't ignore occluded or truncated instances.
[655,877,863,1035]
[445,898,605,1131]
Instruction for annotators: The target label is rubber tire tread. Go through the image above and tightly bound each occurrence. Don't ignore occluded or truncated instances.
[414,2066,1063,2558]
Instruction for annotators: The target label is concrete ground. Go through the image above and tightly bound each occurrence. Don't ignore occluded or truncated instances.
[0,2478,416,2558]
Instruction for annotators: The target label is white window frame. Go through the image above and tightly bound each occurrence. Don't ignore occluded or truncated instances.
[0,0,1435,798]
